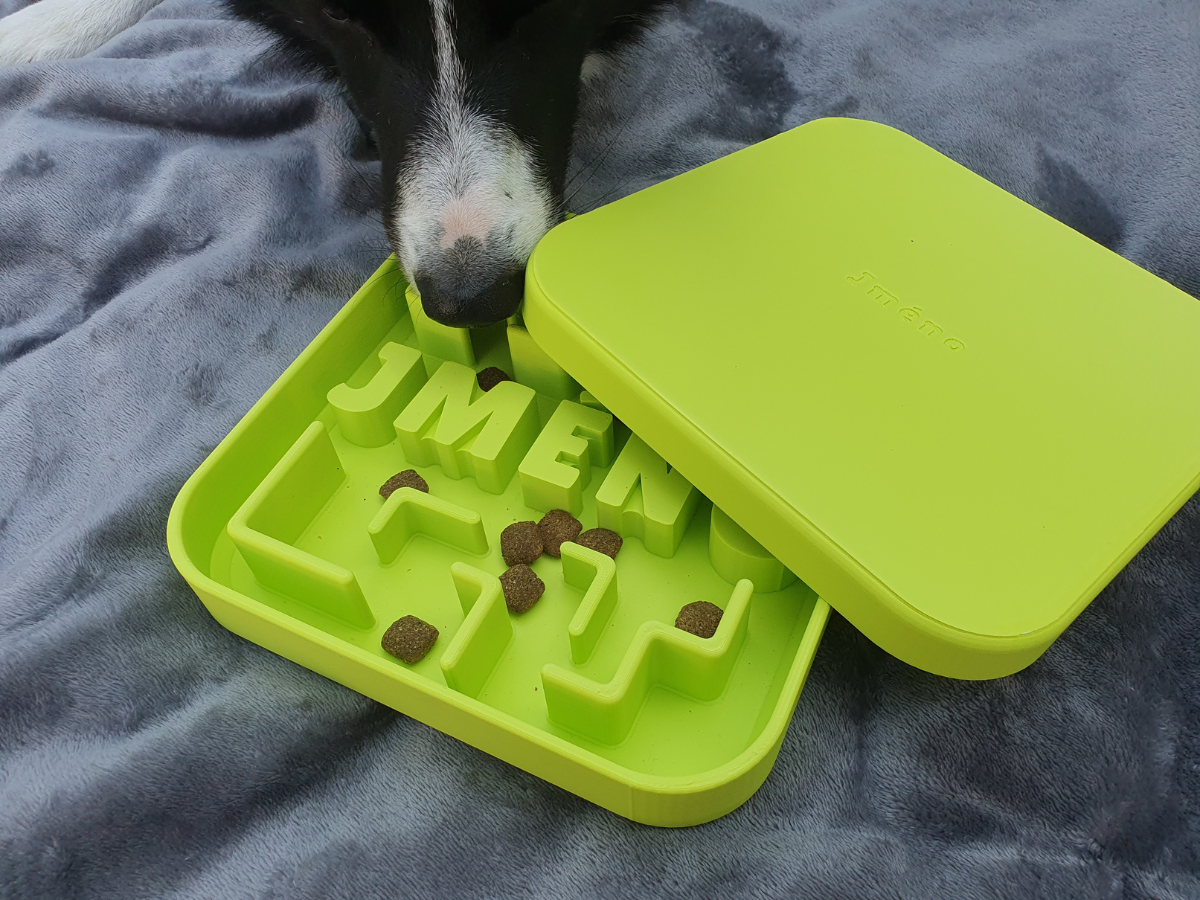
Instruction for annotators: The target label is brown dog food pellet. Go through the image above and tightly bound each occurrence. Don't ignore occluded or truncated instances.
[381,615,439,664]
[675,601,724,639]
[379,469,429,499]
[476,367,512,392]
[537,509,582,558]
[575,527,622,559]
[501,521,543,567]
[500,564,545,614]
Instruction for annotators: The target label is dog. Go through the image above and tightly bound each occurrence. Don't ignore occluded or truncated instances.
[0,0,669,326]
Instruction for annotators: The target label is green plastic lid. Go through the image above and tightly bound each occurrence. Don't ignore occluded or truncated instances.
[524,118,1200,679]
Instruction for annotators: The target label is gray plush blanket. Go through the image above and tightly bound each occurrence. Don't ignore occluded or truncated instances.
[2,0,1198,896]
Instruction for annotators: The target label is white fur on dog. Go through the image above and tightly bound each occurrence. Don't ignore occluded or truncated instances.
[0,0,163,65]
[393,0,554,280]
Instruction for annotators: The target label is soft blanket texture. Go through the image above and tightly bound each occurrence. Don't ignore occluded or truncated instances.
[1,0,1198,897]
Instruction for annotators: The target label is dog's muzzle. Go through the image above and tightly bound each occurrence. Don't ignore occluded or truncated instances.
[411,237,525,328]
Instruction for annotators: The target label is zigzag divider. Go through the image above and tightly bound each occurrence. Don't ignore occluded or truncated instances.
[540,578,754,744]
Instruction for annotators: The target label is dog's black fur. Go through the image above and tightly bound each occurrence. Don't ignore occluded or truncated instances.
[228,0,669,326]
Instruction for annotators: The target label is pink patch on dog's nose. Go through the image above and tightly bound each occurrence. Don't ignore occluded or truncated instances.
[439,194,492,249]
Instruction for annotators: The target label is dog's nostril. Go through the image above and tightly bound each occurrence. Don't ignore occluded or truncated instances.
[413,266,525,329]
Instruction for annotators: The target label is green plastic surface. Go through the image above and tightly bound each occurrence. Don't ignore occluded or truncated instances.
[166,259,829,827]
[524,117,1200,680]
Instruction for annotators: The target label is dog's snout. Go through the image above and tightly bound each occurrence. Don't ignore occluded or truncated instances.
[412,238,524,328]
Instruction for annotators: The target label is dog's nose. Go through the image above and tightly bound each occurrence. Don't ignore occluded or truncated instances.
[411,238,525,328]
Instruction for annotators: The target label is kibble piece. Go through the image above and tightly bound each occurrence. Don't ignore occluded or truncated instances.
[379,469,429,499]
[575,527,623,559]
[381,615,439,664]
[537,509,582,558]
[501,521,543,566]
[476,367,512,392]
[500,564,545,614]
[675,601,724,639]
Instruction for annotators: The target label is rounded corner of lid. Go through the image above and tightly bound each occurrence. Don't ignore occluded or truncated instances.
[795,115,897,138]
[864,603,1062,680]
